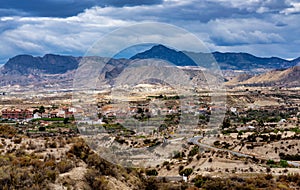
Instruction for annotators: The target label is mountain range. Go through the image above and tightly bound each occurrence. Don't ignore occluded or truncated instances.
[0,45,299,88]
[132,45,300,70]
[1,54,80,75]
[226,65,300,87]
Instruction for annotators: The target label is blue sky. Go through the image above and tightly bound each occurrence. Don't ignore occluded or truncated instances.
[0,0,300,64]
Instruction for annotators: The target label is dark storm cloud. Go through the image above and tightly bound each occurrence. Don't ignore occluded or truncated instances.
[0,0,299,62]
[98,0,163,7]
[0,0,163,17]
[0,8,29,17]
[0,0,85,17]
[91,1,252,23]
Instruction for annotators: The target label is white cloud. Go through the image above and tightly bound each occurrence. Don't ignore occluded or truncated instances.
[281,2,300,14]
[207,0,291,13]
[206,19,285,46]
[0,9,136,61]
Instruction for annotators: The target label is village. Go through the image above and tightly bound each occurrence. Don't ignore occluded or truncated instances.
[0,88,299,143]
[0,87,299,189]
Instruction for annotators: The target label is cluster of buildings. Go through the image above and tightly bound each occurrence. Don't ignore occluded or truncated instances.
[1,109,33,120]
[1,107,76,120]
[99,99,226,122]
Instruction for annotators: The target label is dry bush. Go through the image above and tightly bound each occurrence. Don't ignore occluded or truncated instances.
[0,125,17,138]
[27,140,37,150]
[84,169,109,190]
[0,154,58,189]
[48,141,57,148]
[57,159,74,173]
[13,137,22,144]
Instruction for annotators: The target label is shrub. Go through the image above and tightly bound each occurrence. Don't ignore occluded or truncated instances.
[13,137,22,144]
[0,167,11,187]
[145,177,159,190]
[166,165,171,171]
[201,178,228,190]
[85,169,98,185]
[48,141,57,148]
[279,153,300,161]
[173,151,185,159]
[265,174,273,180]
[86,153,101,167]
[179,165,184,172]
[280,160,288,168]
[162,161,169,166]
[249,167,254,172]
[179,168,193,177]
[146,169,158,176]
[45,170,57,182]
[188,146,199,157]
[57,160,74,173]
[0,125,17,137]
[68,138,90,161]
[193,175,210,188]
[267,159,275,165]
[91,176,109,190]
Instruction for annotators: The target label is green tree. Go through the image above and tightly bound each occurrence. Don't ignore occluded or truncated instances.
[267,159,275,165]
[63,118,69,124]
[146,169,158,176]
[280,160,288,168]
[222,118,231,129]
[39,106,45,113]
[179,168,193,177]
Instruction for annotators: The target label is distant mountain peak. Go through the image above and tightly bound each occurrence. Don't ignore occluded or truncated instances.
[152,44,168,48]
[130,44,198,66]
[131,44,298,70]
[3,54,79,75]
[8,54,34,61]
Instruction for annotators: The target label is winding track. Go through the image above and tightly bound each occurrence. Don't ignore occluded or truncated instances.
[187,136,300,167]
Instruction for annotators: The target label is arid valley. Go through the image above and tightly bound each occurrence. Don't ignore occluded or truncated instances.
[0,45,299,189]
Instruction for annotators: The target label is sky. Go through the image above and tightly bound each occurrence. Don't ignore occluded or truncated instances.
[0,0,300,64]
